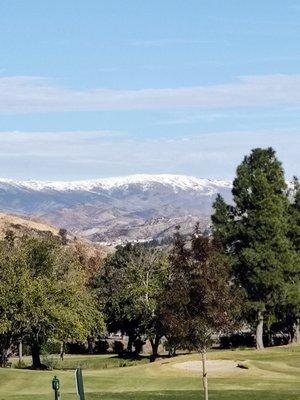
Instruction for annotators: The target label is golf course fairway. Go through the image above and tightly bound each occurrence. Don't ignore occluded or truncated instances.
[0,346,299,400]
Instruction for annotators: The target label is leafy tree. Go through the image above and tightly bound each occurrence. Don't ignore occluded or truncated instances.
[125,245,168,360]
[212,148,298,349]
[0,236,103,368]
[94,243,168,358]
[162,226,240,400]
[0,239,31,366]
[93,244,143,352]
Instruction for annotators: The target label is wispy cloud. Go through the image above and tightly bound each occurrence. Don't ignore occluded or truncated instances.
[0,129,298,180]
[0,130,121,143]
[2,74,300,114]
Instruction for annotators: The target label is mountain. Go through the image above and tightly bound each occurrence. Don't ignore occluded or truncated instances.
[0,174,232,245]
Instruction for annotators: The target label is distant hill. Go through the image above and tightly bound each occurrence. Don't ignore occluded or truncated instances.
[0,212,59,239]
[0,174,232,245]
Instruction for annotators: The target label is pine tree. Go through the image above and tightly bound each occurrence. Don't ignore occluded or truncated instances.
[212,148,297,349]
[285,177,300,343]
[289,177,300,250]
[211,194,233,248]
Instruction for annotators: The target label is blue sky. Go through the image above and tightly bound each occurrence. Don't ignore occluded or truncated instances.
[1,0,300,180]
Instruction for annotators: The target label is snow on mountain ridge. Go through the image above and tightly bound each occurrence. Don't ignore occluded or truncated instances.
[0,174,232,193]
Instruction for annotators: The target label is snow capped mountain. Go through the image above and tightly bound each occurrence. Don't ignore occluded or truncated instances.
[0,174,231,193]
[0,174,232,245]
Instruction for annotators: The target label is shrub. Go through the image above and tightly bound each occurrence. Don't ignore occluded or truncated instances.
[14,360,27,369]
[41,353,59,370]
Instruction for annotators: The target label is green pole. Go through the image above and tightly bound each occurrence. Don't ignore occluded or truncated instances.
[75,367,85,400]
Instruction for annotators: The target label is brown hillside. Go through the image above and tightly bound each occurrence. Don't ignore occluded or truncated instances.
[0,212,59,238]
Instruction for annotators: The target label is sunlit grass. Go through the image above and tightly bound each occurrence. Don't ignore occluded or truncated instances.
[1,346,299,400]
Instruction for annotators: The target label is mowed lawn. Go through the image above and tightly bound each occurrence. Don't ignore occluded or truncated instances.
[1,346,300,400]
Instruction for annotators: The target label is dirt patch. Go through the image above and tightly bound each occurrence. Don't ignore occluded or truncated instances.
[172,359,238,374]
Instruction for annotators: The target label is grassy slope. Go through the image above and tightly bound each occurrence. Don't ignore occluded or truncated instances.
[1,346,300,400]
[0,212,59,237]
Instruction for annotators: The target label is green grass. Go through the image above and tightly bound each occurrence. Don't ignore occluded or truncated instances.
[2,346,300,400]
[12,354,148,370]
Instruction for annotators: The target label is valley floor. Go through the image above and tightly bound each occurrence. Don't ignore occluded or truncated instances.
[1,346,300,400]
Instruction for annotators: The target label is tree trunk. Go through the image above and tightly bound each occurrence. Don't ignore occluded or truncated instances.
[149,336,160,362]
[88,336,94,354]
[31,341,43,369]
[292,318,300,344]
[256,310,264,350]
[201,349,208,400]
[60,341,64,361]
[18,340,23,364]
[127,334,135,353]
[0,349,9,368]
[0,334,12,367]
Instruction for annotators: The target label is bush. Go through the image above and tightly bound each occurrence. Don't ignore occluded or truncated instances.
[13,360,27,369]
[41,353,59,370]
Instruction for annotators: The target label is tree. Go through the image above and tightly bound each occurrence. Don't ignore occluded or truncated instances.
[284,176,300,343]
[23,237,104,368]
[211,194,233,248]
[0,235,104,369]
[93,244,144,352]
[212,148,298,349]
[94,243,168,358]
[0,239,31,366]
[126,245,168,360]
[162,226,240,400]
[58,228,68,245]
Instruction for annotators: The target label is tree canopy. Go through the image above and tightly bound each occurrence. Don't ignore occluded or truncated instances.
[212,147,299,348]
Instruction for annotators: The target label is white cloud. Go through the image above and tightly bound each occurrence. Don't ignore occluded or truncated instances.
[0,130,120,142]
[2,74,300,113]
[0,129,298,180]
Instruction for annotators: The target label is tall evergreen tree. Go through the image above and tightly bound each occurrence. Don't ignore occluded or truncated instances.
[212,148,297,349]
[285,177,300,343]
[211,194,233,248]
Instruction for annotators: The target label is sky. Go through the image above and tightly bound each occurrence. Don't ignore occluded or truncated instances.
[1,0,300,180]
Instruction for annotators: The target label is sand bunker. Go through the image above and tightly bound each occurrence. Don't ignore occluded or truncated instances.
[172,359,238,374]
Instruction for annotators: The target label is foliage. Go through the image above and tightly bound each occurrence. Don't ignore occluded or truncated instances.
[93,243,168,357]
[0,235,104,369]
[212,147,299,348]
[162,225,241,353]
